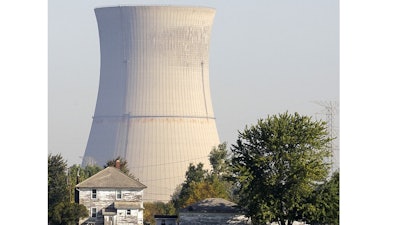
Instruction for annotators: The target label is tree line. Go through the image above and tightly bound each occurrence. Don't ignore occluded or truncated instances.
[48,112,339,225]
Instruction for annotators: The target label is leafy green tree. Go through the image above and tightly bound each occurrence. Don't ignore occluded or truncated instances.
[185,175,231,205]
[48,154,69,222]
[305,170,339,225]
[67,164,102,201]
[104,156,135,178]
[49,154,90,225]
[172,163,208,209]
[209,142,230,176]
[230,112,333,225]
[172,175,231,209]
[208,143,239,202]
[185,163,208,184]
[83,164,102,178]
[171,143,239,210]
[144,202,176,225]
[51,202,88,225]
[172,148,236,210]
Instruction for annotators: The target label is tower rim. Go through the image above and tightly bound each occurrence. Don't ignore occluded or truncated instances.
[94,5,216,12]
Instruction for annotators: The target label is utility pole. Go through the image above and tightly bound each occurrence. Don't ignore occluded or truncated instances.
[67,168,72,202]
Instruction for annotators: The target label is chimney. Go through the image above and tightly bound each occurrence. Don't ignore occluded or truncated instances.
[115,160,121,170]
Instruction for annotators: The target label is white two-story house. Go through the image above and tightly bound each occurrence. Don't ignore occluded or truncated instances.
[75,165,147,225]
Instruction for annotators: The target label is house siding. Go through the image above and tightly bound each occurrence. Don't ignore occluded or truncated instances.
[78,188,144,225]
[116,209,139,224]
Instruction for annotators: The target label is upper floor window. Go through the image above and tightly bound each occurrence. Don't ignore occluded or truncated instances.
[116,189,122,199]
[127,209,131,215]
[91,207,97,218]
[92,189,97,199]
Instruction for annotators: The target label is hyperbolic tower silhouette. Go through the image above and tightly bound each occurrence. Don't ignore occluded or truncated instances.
[82,6,220,201]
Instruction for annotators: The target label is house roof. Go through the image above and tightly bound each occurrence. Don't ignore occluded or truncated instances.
[179,198,242,213]
[75,166,147,189]
[154,215,178,219]
[114,201,142,209]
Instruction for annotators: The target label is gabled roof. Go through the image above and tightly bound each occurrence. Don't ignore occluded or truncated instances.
[179,198,242,213]
[75,166,147,189]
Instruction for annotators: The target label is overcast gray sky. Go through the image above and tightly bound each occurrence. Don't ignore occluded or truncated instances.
[49,0,339,167]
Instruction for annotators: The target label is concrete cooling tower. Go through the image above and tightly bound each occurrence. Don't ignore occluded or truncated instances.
[82,6,220,202]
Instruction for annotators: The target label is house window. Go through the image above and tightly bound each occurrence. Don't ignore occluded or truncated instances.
[91,207,97,218]
[127,209,131,215]
[161,219,166,225]
[116,189,122,199]
[92,189,97,199]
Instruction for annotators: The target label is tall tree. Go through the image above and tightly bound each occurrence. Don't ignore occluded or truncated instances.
[83,164,103,178]
[305,170,340,225]
[230,112,333,225]
[172,163,208,209]
[208,142,239,202]
[209,142,230,176]
[172,149,236,210]
[67,164,102,201]
[48,154,69,221]
[49,154,90,225]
